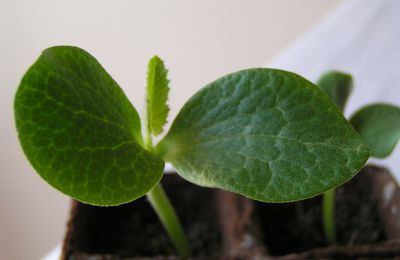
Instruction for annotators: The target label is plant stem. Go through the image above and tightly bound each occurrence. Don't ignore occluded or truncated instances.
[322,189,335,243]
[147,184,191,257]
[145,134,191,257]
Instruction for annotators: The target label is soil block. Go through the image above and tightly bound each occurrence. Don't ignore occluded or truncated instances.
[63,166,400,259]
[62,174,223,260]
[228,165,400,259]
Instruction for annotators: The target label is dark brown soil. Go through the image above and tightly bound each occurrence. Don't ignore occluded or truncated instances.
[253,165,400,258]
[63,174,222,259]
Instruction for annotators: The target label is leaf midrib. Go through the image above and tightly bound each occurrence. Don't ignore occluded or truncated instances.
[171,133,362,154]
[21,83,135,140]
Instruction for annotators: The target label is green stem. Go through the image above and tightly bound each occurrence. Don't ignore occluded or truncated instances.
[147,183,191,257]
[144,134,191,257]
[322,189,335,243]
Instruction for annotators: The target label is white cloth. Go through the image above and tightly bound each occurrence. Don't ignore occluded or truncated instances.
[41,244,61,260]
[268,0,400,181]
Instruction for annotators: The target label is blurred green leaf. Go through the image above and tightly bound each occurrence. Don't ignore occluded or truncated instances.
[350,103,400,158]
[317,71,353,111]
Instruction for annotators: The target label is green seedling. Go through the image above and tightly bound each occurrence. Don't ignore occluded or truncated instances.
[14,46,371,257]
[317,71,400,244]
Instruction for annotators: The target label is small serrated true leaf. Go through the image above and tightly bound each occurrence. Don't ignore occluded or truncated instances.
[350,103,400,158]
[146,56,170,136]
[14,46,164,206]
[317,71,353,111]
[156,69,369,202]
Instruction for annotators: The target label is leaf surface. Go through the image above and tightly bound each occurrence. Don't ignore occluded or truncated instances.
[146,56,170,136]
[14,46,164,206]
[317,71,353,111]
[156,69,369,202]
[350,103,400,158]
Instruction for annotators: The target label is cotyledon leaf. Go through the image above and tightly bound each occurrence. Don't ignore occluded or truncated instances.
[317,71,353,112]
[350,103,400,158]
[14,46,164,206]
[156,69,369,203]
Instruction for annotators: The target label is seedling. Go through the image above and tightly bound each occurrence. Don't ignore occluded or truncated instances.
[317,71,400,243]
[15,46,371,257]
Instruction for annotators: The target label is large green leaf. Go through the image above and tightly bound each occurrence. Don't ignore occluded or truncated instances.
[14,46,164,206]
[317,71,353,112]
[156,69,369,202]
[146,55,170,137]
[350,103,400,158]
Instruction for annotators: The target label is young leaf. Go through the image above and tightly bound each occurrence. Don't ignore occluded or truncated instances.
[156,69,369,203]
[146,56,170,137]
[14,46,164,206]
[350,103,400,158]
[317,71,353,111]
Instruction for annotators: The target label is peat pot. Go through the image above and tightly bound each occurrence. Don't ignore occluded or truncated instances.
[62,166,400,259]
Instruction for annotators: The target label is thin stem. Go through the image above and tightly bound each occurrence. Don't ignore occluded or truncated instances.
[147,183,191,257]
[323,189,335,243]
[145,130,154,153]
[144,133,191,257]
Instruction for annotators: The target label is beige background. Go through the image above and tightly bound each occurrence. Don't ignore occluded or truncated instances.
[0,1,342,259]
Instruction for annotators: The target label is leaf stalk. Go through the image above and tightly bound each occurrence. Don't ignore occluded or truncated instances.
[147,183,191,257]
[145,133,191,257]
[322,189,335,243]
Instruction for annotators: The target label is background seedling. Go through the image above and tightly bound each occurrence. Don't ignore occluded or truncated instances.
[317,71,400,243]
[14,46,370,257]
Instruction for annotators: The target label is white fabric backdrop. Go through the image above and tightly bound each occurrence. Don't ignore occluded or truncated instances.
[269,0,400,181]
